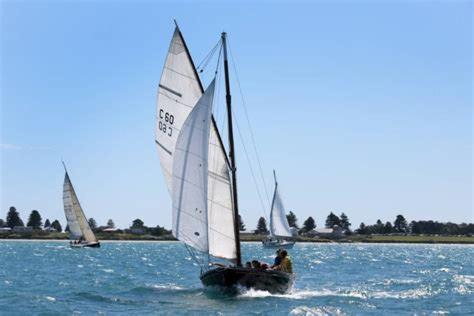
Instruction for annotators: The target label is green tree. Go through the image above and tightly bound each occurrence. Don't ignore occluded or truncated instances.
[0,219,4,227]
[44,219,51,228]
[357,222,368,234]
[27,210,42,229]
[409,220,420,234]
[51,220,62,232]
[238,215,246,231]
[131,219,145,229]
[151,225,171,236]
[88,218,97,230]
[6,206,24,228]
[394,215,408,233]
[302,216,316,232]
[383,221,394,234]
[106,219,115,228]
[255,217,269,235]
[375,219,384,234]
[339,213,351,230]
[65,225,70,232]
[325,212,341,228]
[286,211,299,228]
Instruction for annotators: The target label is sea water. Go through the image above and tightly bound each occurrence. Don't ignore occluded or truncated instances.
[0,241,472,315]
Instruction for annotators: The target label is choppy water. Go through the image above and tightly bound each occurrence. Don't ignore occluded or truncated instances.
[0,241,472,315]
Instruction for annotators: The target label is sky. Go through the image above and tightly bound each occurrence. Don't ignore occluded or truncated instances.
[1,0,472,230]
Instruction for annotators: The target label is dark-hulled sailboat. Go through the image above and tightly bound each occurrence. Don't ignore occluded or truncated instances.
[62,163,100,248]
[155,23,294,294]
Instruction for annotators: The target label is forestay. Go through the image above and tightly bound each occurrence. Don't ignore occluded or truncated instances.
[172,80,215,252]
[269,171,293,238]
[156,26,236,261]
[63,172,97,243]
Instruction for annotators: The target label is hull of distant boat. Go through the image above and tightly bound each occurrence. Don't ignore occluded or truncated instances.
[200,267,294,294]
[262,239,295,249]
[70,242,101,248]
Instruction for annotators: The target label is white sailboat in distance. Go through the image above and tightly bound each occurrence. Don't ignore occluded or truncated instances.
[62,163,100,248]
[155,22,294,294]
[262,170,295,249]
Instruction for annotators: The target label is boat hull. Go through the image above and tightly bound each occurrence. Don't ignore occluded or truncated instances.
[200,267,294,294]
[262,240,295,249]
[70,242,101,248]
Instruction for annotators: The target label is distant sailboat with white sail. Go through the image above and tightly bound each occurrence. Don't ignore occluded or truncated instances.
[62,163,100,248]
[155,22,294,293]
[262,170,295,249]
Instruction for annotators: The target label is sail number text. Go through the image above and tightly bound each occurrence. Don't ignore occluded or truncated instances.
[158,109,175,137]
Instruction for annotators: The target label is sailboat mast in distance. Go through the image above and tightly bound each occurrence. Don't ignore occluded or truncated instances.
[221,32,242,267]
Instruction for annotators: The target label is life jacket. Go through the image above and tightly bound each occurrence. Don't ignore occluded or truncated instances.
[280,256,293,273]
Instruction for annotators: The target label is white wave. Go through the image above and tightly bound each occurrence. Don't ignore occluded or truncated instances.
[371,287,438,299]
[45,296,56,302]
[102,269,114,273]
[382,278,420,285]
[453,274,474,285]
[238,288,367,300]
[290,306,346,316]
[150,283,184,290]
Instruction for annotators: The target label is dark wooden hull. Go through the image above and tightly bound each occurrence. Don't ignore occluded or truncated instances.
[200,267,294,294]
[70,242,101,248]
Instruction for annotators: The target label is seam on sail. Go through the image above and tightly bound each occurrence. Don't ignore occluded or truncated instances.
[207,200,232,211]
[208,171,229,182]
[172,176,206,191]
[163,66,198,82]
[155,140,172,155]
[158,92,194,109]
[174,148,207,160]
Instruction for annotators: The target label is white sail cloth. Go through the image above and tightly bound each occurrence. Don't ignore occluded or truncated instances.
[63,172,97,243]
[156,27,236,260]
[270,174,293,238]
[172,80,215,252]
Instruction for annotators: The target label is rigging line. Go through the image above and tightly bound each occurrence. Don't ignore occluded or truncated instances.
[196,39,221,73]
[232,108,268,220]
[228,40,272,209]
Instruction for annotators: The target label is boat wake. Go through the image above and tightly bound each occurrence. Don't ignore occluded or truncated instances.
[237,286,440,300]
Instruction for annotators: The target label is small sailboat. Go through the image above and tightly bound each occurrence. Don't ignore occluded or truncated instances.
[262,171,295,249]
[155,23,294,294]
[62,163,100,248]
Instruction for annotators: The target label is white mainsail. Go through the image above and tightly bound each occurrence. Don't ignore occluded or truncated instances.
[156,27,236,260]
[63,172,97,243]
[172,79,215,252]
[269,171,293,238]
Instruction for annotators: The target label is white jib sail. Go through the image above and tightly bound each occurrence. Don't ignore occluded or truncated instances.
[270,171,293,238]
[156,27,236,260]
[172,79,215,252]
[63,172,97,243]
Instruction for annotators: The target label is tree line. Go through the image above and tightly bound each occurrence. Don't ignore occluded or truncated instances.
[250,211,473,236]
[0,206,171,237]
[2,205,473,237]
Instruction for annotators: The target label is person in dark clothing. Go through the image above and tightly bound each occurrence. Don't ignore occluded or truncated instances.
[271,249,282,268]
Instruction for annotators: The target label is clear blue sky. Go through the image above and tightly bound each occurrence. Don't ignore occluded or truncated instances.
[1,1,472,230]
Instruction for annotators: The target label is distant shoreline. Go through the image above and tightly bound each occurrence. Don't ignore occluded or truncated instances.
[1,233,473,244]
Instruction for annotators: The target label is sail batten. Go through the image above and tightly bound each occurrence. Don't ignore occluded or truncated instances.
[156,26,236,262]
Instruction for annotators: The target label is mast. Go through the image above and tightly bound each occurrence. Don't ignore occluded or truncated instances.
[222,32,242,266]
